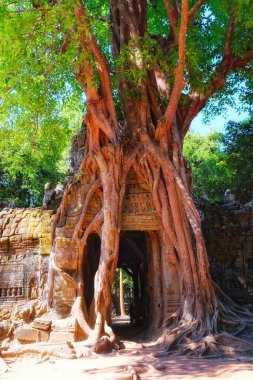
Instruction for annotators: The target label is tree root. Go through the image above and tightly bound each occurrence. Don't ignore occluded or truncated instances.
[90,333,125,355]
[90,336,116,354]
[159,303,253,358]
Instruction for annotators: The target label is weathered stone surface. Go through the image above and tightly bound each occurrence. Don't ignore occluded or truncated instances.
[14,325,50,343]
[32,318,52,331]
[0,308,10,320]
[54,237,78,270]
[0,208,53,317]
[48,317,76,342]
[51,317,76,333]
[49,331,75,343]
[50,318,76,343]
[201,202,253,303]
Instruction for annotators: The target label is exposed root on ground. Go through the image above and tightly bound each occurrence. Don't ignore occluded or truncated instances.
[157,291,253,358]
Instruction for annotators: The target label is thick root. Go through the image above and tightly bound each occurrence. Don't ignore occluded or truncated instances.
[159,309,253,358]
[90,334,124,354]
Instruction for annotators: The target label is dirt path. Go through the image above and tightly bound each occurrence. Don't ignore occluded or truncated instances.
[1,340,253,380]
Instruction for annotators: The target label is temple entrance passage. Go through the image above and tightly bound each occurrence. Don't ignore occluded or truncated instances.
[83,229,180,340]
[82,233,101,311]
[111,231,149,339]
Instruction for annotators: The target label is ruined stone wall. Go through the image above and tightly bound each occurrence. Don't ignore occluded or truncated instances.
[0,208,53,320]
[0,197,252,325]
[202,202,253,304]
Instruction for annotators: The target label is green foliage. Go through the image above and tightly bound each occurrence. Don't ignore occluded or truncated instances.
[121,269,133,303]
[147,0,169,37]
[0,0,84,206]
[221,119,253,202]
[1,1,252,109]
[112,268,133,315]
[0,1,252,205]
[0,165,32,206]
[184,117,253,203]
[183,131,232,202]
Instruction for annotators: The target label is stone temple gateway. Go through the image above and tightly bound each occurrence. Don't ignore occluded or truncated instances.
[0,170,181,343]
[0,132,252,343]
[49,166,181,342]
[0,175,253,343]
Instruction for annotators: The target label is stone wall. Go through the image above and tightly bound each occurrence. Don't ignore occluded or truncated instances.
[0,207,53,320]
[0,198,252,325]
[201,202,253,304]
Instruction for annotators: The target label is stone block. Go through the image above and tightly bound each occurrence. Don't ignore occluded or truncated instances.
[49,331,75,344]
[32,318,52,331]
[15,326,50,343]
[39,330,50,342]
[15,326,40,343]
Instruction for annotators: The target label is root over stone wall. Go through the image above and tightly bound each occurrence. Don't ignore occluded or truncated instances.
[0,200,252,344]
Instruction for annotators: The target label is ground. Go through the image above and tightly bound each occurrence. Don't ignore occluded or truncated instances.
[1,317,253,380]
[2,342,253,380]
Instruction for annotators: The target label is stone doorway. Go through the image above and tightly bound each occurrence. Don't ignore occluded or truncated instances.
[82,233,101,312]
[111,231,150,339]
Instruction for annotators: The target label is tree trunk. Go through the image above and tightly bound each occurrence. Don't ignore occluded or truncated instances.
[119,269,126,317]
[36,0,253,357]
[42,0,214,348]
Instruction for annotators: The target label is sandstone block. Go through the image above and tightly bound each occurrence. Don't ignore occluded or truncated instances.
[15,326,40,343]
[49,331,75,344]
[15,326,50,343]
[39,330,50,342]
[32,318,52,331]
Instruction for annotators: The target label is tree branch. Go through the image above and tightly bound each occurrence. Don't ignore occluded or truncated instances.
[156,0,188,142]
[181,9,253,136]
[164,0,178,36]
[230,50,253,69]
[224,9,236,59]
[188,0,206,20]
[74,4,117,127]
[60,34,71,55]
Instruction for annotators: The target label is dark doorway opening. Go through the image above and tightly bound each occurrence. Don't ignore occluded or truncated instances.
[111,231,149,340]
[82,233,101,311]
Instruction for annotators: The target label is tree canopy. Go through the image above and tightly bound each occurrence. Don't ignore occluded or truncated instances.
[1,0,253,130]
[1,0,253,205]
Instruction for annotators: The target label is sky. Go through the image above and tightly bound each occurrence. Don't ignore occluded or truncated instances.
[191,106,250,136]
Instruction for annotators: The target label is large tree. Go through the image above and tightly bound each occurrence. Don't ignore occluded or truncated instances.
[1,0,253,355]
